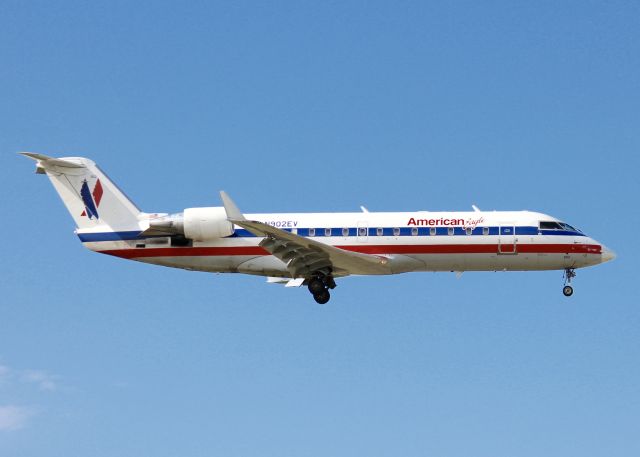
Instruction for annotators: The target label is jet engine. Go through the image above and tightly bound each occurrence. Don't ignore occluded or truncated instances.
[146,207,234,241]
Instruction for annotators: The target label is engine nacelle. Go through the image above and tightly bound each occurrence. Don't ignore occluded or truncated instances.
[183,207,234,241]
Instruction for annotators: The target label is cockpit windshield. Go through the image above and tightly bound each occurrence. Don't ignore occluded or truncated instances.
[539,221,582,233]
[539,221,562,230]
[559,222,581,232]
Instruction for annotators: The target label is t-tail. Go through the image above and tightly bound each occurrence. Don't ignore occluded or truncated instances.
[20,152,142,231]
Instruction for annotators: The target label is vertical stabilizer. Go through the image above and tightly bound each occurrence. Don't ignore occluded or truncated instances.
[20,153,142,231]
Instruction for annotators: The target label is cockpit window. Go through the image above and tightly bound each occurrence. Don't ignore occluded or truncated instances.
[540,221,583,233]
[559,223,577,232]
[539,221,563,230]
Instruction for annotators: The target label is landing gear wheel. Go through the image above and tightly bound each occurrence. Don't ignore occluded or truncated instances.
[562,268,576,297]
[313,289,330,304]
[308,278,325,295]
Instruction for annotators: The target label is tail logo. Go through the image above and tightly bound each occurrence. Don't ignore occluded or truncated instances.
[80,178,103,219]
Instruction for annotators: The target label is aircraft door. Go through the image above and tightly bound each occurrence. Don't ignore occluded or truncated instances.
[498,225,517,254]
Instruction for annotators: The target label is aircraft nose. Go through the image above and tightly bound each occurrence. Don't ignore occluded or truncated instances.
[601,245,616,263]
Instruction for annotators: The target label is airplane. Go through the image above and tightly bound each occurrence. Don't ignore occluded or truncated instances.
[21,153,615,304]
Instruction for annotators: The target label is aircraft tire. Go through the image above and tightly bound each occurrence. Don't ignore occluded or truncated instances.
[308,278,325,295]
[563,285,573,297]
[313,289,330,304]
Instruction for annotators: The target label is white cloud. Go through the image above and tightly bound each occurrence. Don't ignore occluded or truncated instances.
[0,405,33,431]
[22,370,58,392]
[0,362,54,432]
[0,362,60,392]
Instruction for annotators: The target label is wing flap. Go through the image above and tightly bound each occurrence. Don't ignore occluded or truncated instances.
[266,277,306,287]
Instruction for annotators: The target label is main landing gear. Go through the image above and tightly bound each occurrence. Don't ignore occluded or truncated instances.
[563,268,576,297]
[307,274,337,304]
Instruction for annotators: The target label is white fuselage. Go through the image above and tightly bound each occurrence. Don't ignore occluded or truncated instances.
[77,210,613,278]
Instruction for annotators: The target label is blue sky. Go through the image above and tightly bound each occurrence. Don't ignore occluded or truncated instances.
[1,1,639,456]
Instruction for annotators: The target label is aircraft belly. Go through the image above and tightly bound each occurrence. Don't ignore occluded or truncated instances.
[236,256,289,276]
[135,255,256,273]
[406,252,598,272]
[387,254,426,274]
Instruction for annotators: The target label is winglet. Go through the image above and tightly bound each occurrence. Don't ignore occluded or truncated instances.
[220,191,246,221]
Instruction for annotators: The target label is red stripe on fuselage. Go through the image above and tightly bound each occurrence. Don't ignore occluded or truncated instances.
[342,243,602,255]
[101,246,268,259]
[98,243,602,259]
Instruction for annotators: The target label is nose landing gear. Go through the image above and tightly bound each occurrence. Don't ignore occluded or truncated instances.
[563,268,576,296]
[307,274,336,304]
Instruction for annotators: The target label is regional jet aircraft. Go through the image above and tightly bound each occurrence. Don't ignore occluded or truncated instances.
[21,153,615,303]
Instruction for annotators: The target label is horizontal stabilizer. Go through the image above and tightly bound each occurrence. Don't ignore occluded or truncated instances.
[19,152,85,171]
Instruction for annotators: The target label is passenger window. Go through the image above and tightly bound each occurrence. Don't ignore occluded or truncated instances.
[325,228,332,237]
[448,227,454,236]
[358,227,367,236]
[465,227,472,235]
[393,227,400,236]
[342,228,349,237]
[430,227,436,236]
[376,227,384,236]
[309,228,315,237]
[482,227,489,236]
[411,227,418,236]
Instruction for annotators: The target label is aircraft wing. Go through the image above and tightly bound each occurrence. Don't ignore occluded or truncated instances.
[231,218,391,277]
[220,192,391,278]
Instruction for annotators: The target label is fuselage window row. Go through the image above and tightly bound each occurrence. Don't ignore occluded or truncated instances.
[286,223,582,238]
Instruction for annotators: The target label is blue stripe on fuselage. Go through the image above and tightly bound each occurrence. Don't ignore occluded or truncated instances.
[78,231,145,242]
[77,226,586,243]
